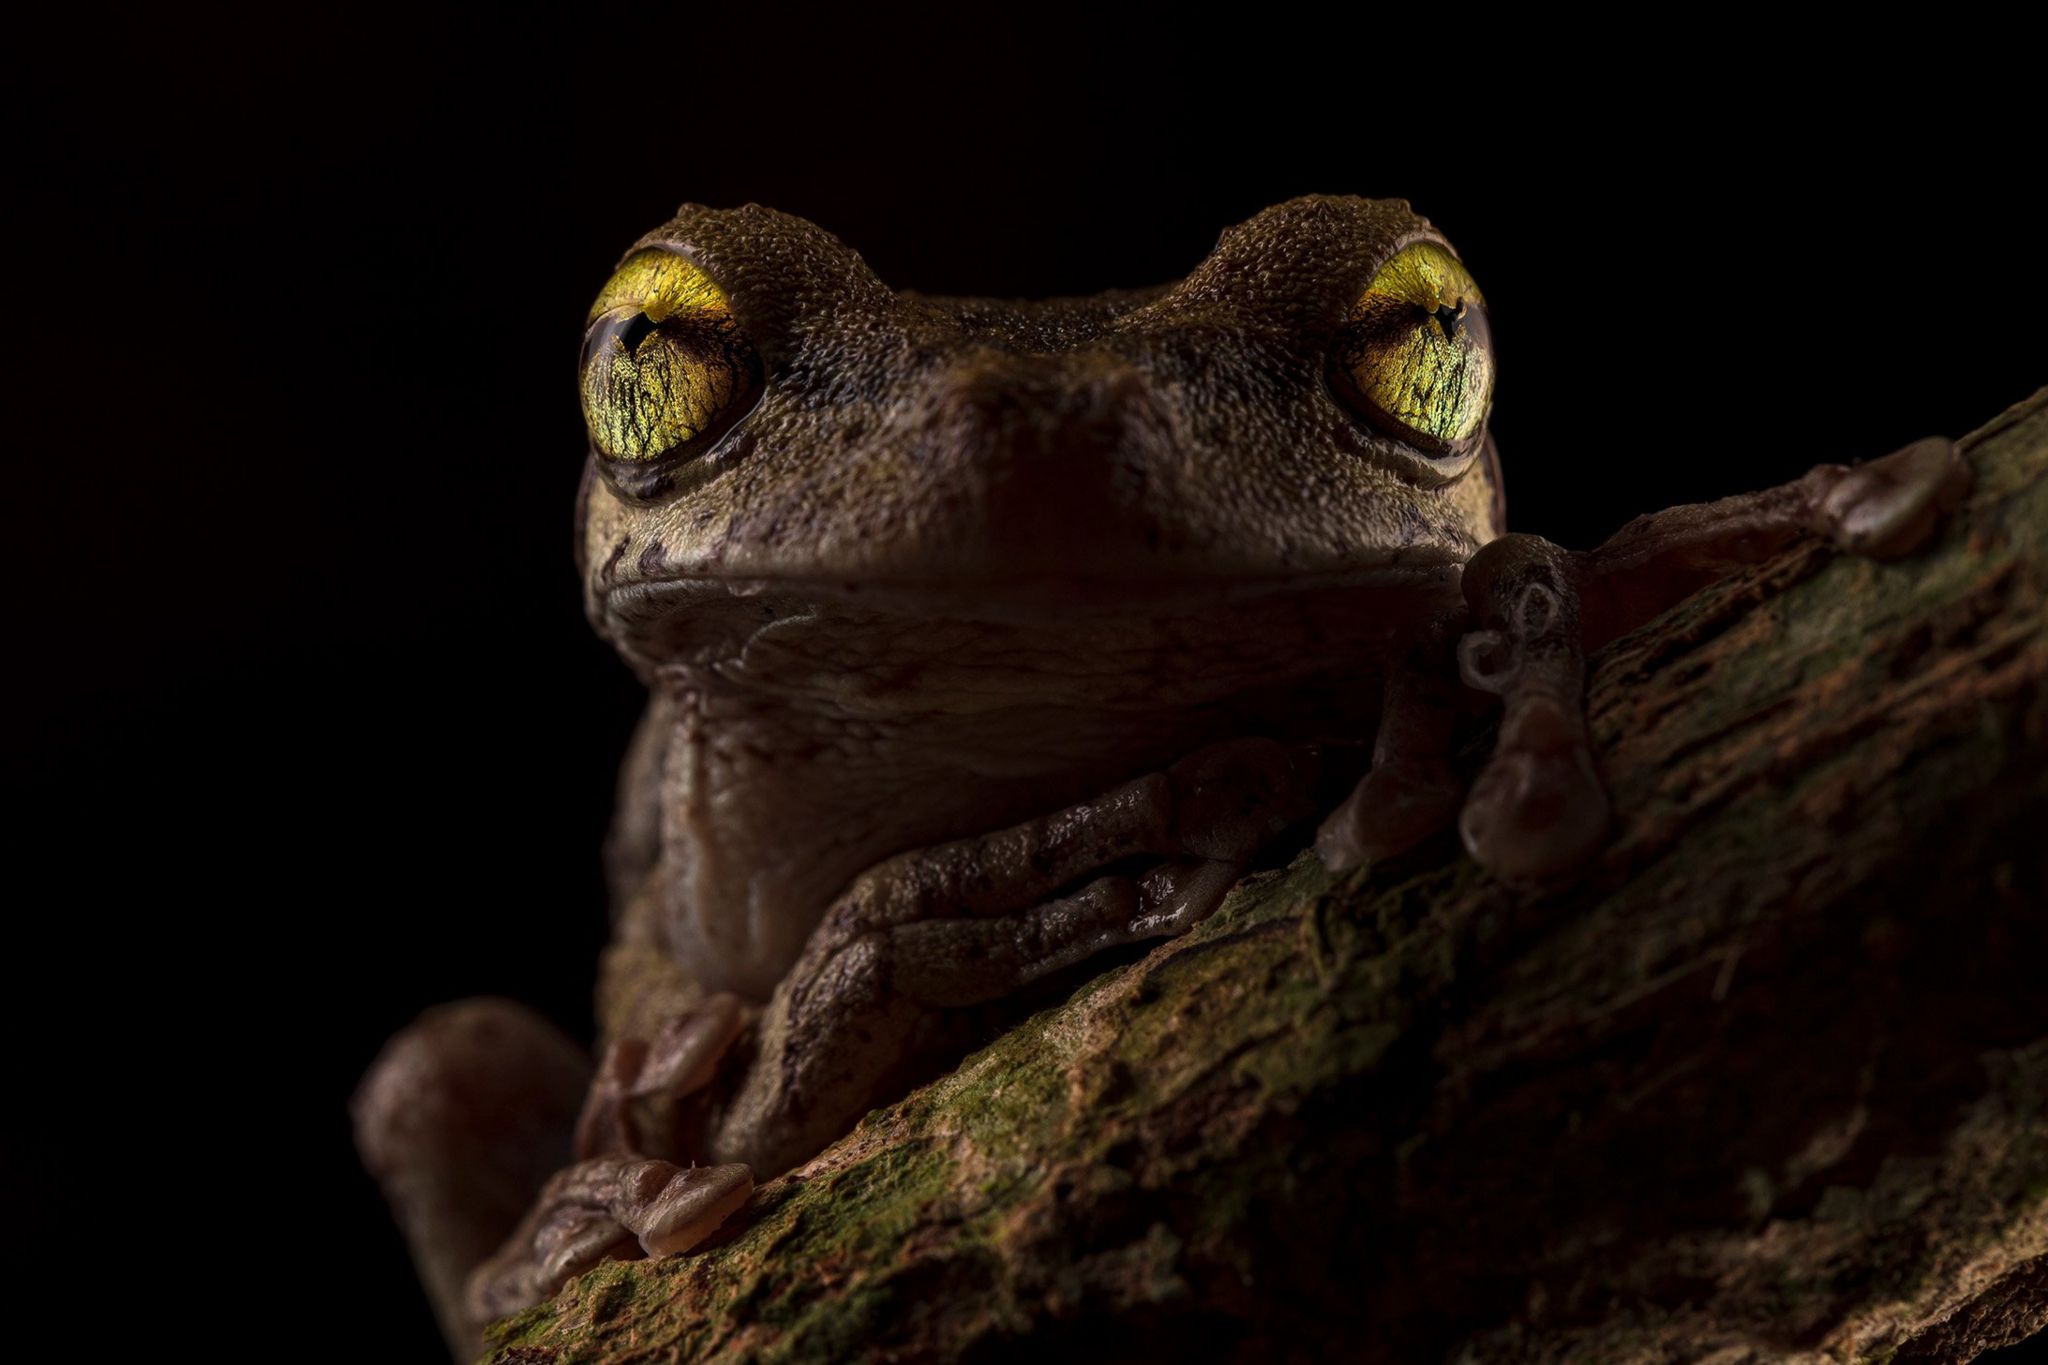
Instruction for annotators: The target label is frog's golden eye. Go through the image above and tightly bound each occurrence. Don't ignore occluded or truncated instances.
[1328,241,1494,455]
[579,249,762,466]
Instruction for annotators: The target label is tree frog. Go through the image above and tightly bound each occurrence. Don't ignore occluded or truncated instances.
[352,195,1966,1357]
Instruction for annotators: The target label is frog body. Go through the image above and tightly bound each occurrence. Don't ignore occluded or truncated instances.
[354,195,1965,1358]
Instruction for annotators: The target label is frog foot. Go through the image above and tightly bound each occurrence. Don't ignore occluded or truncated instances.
[572,991,750,1160]
[709,737,1322,1177]
[464,1157,753,1327]
[1454,538,1610,885]
[1448,434,1967,886]
[451,993,755,1334]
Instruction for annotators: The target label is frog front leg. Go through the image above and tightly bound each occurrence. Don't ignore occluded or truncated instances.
[708,736,1324,1179]
[449,738,1320,1331]
[359,946,758,1353]
[1455,435,1969,883]
[1315,613,1469,873]
[459,992,756,1335]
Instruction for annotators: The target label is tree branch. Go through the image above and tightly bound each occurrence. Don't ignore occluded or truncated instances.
[486,390,2048,1365]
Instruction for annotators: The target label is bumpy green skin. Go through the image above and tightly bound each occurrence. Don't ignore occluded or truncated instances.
[488,392,2048,1364]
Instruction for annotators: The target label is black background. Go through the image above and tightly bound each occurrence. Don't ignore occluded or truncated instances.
[10,12,2044,1359]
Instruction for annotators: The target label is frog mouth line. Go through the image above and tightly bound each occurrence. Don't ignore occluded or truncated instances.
[600,552,1469,630]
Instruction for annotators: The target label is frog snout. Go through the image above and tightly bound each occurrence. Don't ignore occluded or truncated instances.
[915,352,1179,571]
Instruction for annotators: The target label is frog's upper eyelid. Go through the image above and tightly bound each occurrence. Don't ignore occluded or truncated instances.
[1135,223,1465,331]
[588,246,737,326]
[629,203,896,306]
[1351,231,1466,290]
[615,237,715,275]
[601,236,829,358]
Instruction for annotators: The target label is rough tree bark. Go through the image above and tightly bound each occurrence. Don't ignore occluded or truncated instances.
[483,391,2048,1365]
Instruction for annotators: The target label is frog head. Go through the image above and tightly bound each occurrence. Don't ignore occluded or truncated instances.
[575,194,1503,661]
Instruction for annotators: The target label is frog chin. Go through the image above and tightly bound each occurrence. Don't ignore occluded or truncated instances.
[627,569,1459,998]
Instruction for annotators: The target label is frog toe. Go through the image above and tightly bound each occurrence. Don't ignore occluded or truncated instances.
[1807,435,1968,560]
[1457,696,1611,885]
[465,1157,753,1328]
[618,1161,755,1257]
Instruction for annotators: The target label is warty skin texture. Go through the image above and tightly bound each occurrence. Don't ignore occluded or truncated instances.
[581,195,1501,1001]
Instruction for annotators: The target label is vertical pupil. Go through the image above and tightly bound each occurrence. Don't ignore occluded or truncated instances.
[616,311,659,353]
[1430,302,1463,340]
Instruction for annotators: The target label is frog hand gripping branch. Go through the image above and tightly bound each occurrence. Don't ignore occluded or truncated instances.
[352,195,1967,1357]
